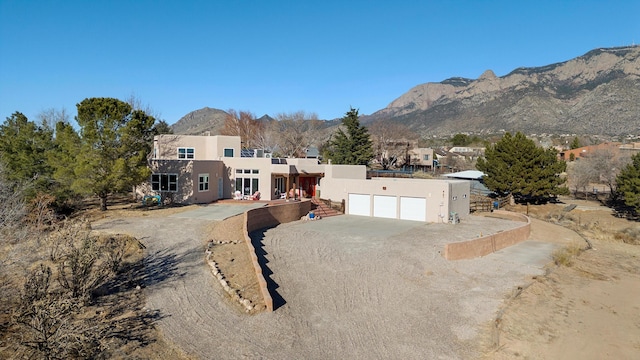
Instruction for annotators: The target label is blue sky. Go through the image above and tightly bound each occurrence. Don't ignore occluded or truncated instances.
[1,0,639,124]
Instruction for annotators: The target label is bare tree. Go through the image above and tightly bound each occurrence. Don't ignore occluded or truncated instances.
[37,108,70,131]
[568,149,632,198]
[0,164,28,242]
[220,109,265,149]
[587,148,631,195]
[368,121,416,169]
[568,159,595,198]
[272,111,320,158]
[125,93,162,120]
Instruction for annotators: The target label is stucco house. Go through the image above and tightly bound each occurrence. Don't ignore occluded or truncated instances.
[140,134,470,223]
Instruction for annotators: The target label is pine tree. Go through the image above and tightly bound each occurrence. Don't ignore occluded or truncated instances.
[0,112,54,197]
[570,137,581,149]
[325,108,373,165]
[616,152,640,213]
[47,121,81,202]
[476,132,567,202]
[73,98,155,210]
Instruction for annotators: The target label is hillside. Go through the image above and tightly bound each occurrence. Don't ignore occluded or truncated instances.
[171,107,229,135]
[364,46,640,137]
[173,46,640,138]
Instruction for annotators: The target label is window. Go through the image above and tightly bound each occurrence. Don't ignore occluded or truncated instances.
[151,174,178,192]
[178,147,195,159]
[198,174,209,192]
[423,154,430,161]
[235,169,260,195]
[224,148,234,157]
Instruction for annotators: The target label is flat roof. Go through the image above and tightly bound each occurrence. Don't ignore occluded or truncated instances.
[441,170,485,180]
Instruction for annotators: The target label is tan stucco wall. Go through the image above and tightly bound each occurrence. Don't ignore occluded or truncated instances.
[223,157,275,199]
[409,147,434,166]
[324,164,367,179]
[443,211,531,260]
[154,134,241,160]
[147,160,224,204]
[243,200,312,312]
[191,161,225,203]
[318,177,470,223]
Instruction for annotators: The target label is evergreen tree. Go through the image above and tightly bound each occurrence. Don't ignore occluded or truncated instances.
[325,108,373,165]
[476,132,567,202]
[570,137,581,149]
[616,152,640,213]
[451,133,470,146]
[73,98,155,210]
[47,121,81,202]
[0,112,54,197]
[153,119,173,135]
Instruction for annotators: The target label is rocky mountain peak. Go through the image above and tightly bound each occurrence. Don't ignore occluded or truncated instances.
[366,46,640,136]
[478,69,497,80]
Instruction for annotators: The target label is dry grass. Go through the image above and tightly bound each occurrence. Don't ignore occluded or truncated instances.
[614,227,640,245]
[551,244,583,267]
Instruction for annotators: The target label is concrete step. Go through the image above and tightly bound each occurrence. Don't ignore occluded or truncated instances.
[310,198,342,218]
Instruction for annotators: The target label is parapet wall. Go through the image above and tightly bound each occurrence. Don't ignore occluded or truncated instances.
[243,200,312,312]
[443,211,531,260]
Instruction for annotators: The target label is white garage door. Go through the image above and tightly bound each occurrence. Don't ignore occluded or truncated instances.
[373,195,397,219]
[400,197,427,221]
[348,194,370,216]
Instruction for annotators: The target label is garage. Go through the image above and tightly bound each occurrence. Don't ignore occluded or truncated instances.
[373,195,397,219]
[348,194,371,216]
[400,197,427,221]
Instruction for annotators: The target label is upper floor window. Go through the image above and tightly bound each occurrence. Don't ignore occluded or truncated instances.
[224,148,234,157]
[178,147,195,159]
[423,154,430,161]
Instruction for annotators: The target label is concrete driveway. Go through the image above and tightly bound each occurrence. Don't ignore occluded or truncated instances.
[92,207,581,359]
[168,202,265,220]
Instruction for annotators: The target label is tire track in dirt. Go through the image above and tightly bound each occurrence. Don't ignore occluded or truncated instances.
[92,212,573,359]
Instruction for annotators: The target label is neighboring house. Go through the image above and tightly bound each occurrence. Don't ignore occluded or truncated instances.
[304,146,321,159]
[617,142,640,155]
[406,147,435,172]
[441,170,492,196]
[558,142,621,161]
[140,134,470,223]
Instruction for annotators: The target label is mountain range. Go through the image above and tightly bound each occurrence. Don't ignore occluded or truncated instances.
[172,46,640,137]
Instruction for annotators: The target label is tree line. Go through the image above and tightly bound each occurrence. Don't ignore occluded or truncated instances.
[0,97,172,211]
[3,98,639,215]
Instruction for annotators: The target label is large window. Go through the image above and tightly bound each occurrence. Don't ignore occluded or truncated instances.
[235,169,259,195]
[224,148,234,157]
[151,174,178,192]
[178,147,195,159]
[198,174,209,192]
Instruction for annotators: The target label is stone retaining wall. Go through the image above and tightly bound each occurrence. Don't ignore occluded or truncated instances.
[443,211,531,260]
[243,200,312,312]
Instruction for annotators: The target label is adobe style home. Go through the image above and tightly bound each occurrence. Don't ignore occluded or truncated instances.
[140,134,470,223]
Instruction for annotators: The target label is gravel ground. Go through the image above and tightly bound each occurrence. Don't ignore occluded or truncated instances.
[92,209,580,360]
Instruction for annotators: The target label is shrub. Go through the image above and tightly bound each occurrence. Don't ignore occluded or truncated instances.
[552,244,582,266]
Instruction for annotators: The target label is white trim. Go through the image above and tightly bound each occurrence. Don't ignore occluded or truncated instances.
[198,173,209,192]
[178,147,195,159]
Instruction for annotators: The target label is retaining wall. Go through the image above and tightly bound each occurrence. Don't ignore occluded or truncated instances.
[443,210,531,260]
[242,200,312,312]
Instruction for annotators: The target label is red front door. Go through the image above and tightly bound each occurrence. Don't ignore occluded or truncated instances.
[299,176,316,197]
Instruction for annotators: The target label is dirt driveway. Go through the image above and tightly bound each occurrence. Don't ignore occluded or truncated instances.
[92,208,581,359]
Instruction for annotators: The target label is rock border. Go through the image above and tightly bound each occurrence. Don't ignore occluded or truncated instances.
[205,246,254,313]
